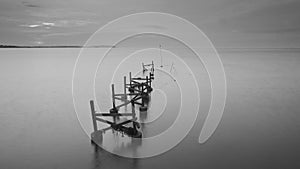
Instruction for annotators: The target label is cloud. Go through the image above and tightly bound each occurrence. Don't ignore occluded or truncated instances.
[22,1,41,8]
[20,20,96,29]
[215,0,300,34]
[21,24,40,28]
[20,20,96,30]
[28,24,40,28]
[42,32,86,37]
[51,20,98,27]
[42,22,55,26]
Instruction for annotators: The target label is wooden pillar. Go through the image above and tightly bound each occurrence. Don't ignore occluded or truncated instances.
[131,100,136,118]
[149,72,152,86]
[123,76,127,101]
[90,100,98,132]
[131,100,137,131]
[146,76,149,87]
[141,85,144,106]
[129,72,132,86]
[151,60,154,72]
[111,84,115,107]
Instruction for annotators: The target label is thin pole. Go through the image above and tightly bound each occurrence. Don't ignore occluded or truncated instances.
[131,100,136,130]
[111,84,115,107]
[90,100,98,132]
[170,62,174,72]
[146,76,149,86]
[131,100,136,118]
[148,73,151,87]
[152,60,154,72]
[129,72,132,86]
[123,76,127,101]
[160,44,163,67]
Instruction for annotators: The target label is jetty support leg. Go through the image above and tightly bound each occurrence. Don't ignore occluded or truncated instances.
[90,100,98,132]
[123,76,127,101]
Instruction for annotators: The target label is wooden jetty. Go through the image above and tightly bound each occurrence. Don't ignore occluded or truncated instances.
[90,62,155,142]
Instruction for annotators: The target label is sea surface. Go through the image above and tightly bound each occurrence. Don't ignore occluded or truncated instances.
[0,48,299,169]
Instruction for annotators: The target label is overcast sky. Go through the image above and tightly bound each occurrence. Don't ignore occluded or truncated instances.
[0,0,299,48]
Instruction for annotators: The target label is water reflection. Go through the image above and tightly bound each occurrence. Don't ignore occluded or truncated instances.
[90,132,140,169]
[139,111,148,122]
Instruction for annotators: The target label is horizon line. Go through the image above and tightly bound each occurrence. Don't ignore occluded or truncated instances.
[1,45,300,50]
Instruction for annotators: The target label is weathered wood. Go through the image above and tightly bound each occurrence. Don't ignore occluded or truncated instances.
[90,100,98,132]
[95,113,133,116]
[90,62,155,138]
[95,117,114,125]
[123,76,127,101]
[111,84,115,107]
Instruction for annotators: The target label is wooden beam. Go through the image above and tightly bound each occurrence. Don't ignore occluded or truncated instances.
[95,117,113,125]
[95,113,133,117]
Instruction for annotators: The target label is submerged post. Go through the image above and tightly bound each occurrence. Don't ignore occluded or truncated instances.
[90,100,98,132]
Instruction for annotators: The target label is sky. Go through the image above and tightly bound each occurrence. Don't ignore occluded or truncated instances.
[0,0,299,48]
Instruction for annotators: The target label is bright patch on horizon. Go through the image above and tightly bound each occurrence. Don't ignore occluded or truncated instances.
[20,22,56,28]
[34,41,44,45]
[29,25,40,28]
[42,22,55,26]
[21,24,40,28]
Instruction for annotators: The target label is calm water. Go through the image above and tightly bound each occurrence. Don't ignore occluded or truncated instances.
[0,48,299,169]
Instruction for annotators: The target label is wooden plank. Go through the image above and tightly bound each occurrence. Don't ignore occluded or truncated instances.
[95,113,133,117]
[95,117,113,125]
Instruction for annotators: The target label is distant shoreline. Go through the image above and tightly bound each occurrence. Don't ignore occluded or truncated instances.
[0,45,300,51]
[0,45,115,48]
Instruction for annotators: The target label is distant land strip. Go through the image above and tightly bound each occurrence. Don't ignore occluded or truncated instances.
[1,45,300,51]
[0,45,116,48]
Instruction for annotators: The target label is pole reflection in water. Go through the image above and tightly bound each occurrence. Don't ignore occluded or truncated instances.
[90,131,140,169]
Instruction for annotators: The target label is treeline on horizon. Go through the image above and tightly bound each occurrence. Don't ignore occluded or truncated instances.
[0,45,116,48]
[1,45,299,51]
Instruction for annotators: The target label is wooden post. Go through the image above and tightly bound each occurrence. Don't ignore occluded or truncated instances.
[160,44,163,68]
[146,76,149,86]
[170,62,174,72]
[141,95,145,107]
[111,84,115,107]
[131,100,136,118]
[129,72,132,86]
[90,100,98,132]
[131,100,137,131]
[152,60,154,72]
[149,72,152,87]
[123,76,127,101]
[141,85,144,106]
